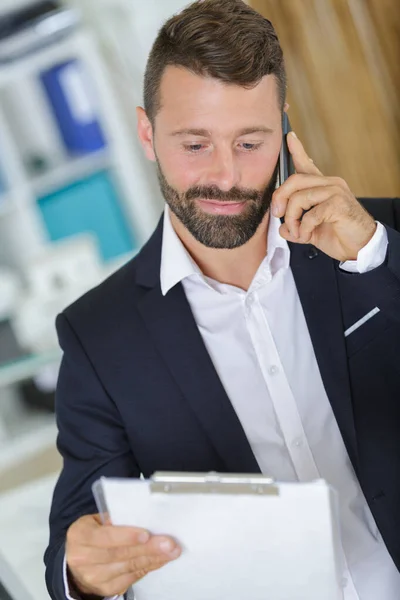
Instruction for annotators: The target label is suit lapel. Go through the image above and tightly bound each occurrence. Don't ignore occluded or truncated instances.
[135,223,259,473]
[289,243,359,468]
[135,217,358,474]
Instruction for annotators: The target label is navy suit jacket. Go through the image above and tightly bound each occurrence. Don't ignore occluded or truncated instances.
[45,198,400,599]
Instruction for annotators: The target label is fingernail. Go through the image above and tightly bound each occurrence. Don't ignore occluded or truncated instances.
[169,547,181,559]
[290,131,297,138]
[138,531,150,544]
[272,204,281,217]
[159,539,174,553]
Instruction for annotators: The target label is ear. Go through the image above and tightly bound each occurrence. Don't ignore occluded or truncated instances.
[136,107,156,161]
[283,102,290,113]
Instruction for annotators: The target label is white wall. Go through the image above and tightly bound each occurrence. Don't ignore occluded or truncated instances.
[69,0,190,101]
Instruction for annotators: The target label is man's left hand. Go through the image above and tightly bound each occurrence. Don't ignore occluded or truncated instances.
[272,131,377,262]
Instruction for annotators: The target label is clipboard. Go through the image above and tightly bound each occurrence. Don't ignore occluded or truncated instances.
[93,472,343,600]
[94,472,278,514]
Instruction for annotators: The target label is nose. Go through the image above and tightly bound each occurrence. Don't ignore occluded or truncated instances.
[205,146,240,191]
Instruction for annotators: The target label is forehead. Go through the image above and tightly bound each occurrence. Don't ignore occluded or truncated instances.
[156,65,281,130]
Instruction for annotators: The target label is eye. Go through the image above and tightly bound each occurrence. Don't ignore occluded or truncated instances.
[184,144,204,153]
[239,142,263,152]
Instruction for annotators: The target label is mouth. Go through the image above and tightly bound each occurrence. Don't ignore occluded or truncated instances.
[196,198,247,215]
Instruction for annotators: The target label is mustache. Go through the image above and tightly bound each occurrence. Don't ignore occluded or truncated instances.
[184,185,261,203]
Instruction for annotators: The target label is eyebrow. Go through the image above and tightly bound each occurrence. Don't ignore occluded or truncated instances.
[169,126,274,137]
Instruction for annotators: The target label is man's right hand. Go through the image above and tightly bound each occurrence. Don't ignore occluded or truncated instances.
[66,514,182,598]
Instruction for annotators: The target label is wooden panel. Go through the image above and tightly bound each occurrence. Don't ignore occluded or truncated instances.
[250,0,400,197]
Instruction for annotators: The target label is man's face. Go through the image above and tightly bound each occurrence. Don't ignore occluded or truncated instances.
[137,66,283,249]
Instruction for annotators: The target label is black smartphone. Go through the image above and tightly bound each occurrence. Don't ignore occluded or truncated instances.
[278,112,295,186]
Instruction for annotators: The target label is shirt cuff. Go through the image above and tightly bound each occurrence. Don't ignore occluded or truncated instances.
[339,221,388,274]
[63,554,122,600]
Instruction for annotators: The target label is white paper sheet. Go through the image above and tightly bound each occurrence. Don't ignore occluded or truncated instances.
[93,477,343,600]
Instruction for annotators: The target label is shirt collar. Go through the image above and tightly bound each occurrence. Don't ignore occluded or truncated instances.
[265,209,290,276]
[160,207,202,296]
[160,205,290,296]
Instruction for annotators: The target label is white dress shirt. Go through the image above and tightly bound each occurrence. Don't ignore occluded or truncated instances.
[65,208,398,600]
[160,207,399,599]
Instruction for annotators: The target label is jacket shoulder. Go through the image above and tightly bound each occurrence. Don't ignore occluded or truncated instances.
[62,253,144,336]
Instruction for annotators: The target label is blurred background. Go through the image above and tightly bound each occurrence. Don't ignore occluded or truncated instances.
[0,1,398,599]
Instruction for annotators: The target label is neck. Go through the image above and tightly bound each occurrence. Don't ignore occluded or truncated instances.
[169,210,270,291]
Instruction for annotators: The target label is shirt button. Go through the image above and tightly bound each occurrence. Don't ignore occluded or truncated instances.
[268,365,279,376]
[246,295,257,311]
[293,437,303,448]
[341,577,348,588]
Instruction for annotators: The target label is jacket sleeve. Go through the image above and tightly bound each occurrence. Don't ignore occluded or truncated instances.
[336,225,400,325]
[44,313,140,600]
[340,221,388,273]
[385,225,400,282]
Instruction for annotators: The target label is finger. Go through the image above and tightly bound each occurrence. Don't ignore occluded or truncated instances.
[286,131,323,176]
[68,540,150,567]
[105,549,180,581]
[81,553,171,586]
[79,552,177,598]
[69,537,181,596]
[69,535,180,567]
[69,516,151,549]
[142,534,182,560]
[298,197,338,243]
[283,185,342,238]
[96,537,182,582]
[91,525,152,549]
[279,222,308,245]
[272,174,345,218]
[94,513,111,526]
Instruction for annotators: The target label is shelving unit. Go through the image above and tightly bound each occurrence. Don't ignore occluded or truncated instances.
[0,350,61,389]
[31,147,111,196]
[0,25,161,272]
[0,19,163,452]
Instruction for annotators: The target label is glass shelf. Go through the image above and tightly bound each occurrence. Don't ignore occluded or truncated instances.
[0,350,61,389]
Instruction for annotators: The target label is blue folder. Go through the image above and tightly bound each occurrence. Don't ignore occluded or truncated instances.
[40,58,107,155]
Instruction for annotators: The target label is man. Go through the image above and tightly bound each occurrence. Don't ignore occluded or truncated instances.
[45,1,400,599]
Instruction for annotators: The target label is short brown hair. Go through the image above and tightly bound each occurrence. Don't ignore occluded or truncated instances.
[144,0,286,125]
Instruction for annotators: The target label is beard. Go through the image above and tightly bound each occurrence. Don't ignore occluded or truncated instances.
[155,158,279,249]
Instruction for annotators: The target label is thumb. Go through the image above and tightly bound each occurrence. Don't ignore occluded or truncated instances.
[93,512,112,526]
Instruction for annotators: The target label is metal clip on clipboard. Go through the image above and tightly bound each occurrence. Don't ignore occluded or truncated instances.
[149,471,279,496]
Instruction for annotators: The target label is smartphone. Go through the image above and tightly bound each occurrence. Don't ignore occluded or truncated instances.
[278,112,295,186]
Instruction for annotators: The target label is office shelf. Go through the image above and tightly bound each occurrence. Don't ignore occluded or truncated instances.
[0,27,160,272]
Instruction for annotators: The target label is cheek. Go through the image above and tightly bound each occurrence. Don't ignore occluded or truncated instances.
[241,149,279,188]
[160,151,203,190]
